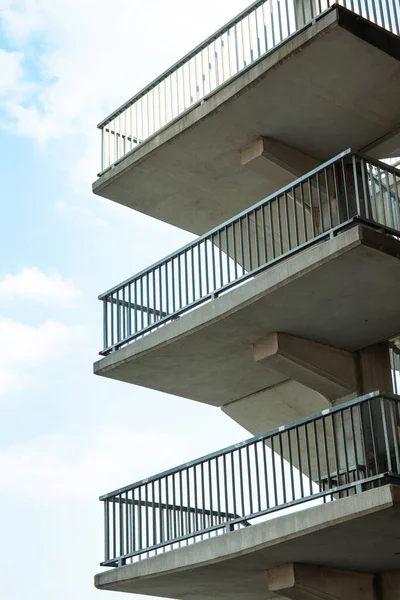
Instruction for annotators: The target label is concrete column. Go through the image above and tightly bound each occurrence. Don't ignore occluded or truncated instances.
[380,570,400,598]
[267,563,375,600]
[334,342,397,487]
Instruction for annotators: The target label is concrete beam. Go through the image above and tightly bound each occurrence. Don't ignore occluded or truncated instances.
[253,333,358,401]
[240,137,320,178]
[267,563,375,600]
[380,570,400,598]
[357,342,393,395]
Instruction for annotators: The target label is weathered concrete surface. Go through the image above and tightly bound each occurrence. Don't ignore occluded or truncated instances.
[267,563,375,599]
[93,8,400,236]
[254,333,358,401]
[95,485,400,599]
[94,225,400,412]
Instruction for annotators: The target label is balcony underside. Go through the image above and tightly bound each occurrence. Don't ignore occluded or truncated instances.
[95,484,400,599]
[95,223,400,411]
[93,7,400,236]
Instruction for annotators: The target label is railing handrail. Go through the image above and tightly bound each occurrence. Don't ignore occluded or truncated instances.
[99,390,397,500]
[97,0,282,130]
[98,151,400,300]
[98,148,354,300]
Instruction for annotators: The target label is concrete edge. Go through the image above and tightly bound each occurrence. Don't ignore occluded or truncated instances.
[94,484,398,589]
[94,224,369,376]
[92,8,340,194]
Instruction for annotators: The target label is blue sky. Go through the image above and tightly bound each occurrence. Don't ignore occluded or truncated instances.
[0,1,250,599]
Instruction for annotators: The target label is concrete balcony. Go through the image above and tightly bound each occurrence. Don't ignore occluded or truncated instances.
[94,152,400,429]
[95,392,400,599]
[93,2,400,236]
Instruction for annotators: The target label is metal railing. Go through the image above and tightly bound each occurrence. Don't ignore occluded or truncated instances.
[98,0,400,172]
[391,341,400,394]
[100,391,400,567]
[99,150,400,355]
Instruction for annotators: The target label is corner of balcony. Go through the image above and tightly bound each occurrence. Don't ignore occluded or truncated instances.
[94,153,400,420]
[95,392,400,599]
[93,2,400,236]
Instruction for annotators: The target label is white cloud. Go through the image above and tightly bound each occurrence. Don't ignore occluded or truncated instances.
[0,48,24,98]
[0,267,80,306]
[0,0,248,188]
[0,318,85,395]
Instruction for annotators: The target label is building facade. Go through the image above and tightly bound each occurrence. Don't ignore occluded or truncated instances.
[93,1,400,598]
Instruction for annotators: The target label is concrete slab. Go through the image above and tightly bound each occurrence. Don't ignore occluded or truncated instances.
[94,224,400,408]
[95,484,400,599]
[93,8,400,236]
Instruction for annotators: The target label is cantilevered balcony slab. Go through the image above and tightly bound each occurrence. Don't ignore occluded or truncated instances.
[94,223,400,407]
[95,484,400,600]
[93,7,400,235]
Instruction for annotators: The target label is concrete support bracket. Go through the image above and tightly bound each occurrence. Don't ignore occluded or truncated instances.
[253,333,358,401]
[267,563,375,600]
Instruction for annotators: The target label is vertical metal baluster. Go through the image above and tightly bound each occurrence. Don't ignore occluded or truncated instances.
[316,173,325,232]
[279,433,287,504]
[340,410,350,487]
[322,416,331,492]
[360,159,370,220]
[313,420,322,493]
[254,209,260,268]
[152,481,157,548]
[238,449,245,517]
[381,398,393,472]
[224,226,231,283]
[284,192,291,250]
[137,487,143,553]
[246,213,253,271]
[231,450,238,519]
[232,224,238,280]
[296,426,305,497]
[218,230,223,287]
[262,438,270,509]
[104,500,110,562]
[269,201,276,258]
[389,400,400,473]
[234,22,240,71]
[246,445,253,515]
[179,470,184,541]
[239,218,245,275]
[140,277,144,332]
[165,261,170,316]
[211,236,217,292]
[191,248,196,302]
[350,405,361,481]
[324,168,333,230]
[287,429,295,501]
[112,497,116,560]
[292,187,299,247]
[270,436,279,506]
[261,205,268,264]
[215,458,222,525]
[116,289,121,345]
[131,490,136,556]
[119,494,124,560]
[186,468,191,540]
[304,423,313,496]
[308,177,316,237]
[145,484,150,552]
[223,454,229,525]
[208,460,214,535]
[146,273,150,328]
[277,195,284,255]
[103,298,109,352]
[201,462,206,533]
